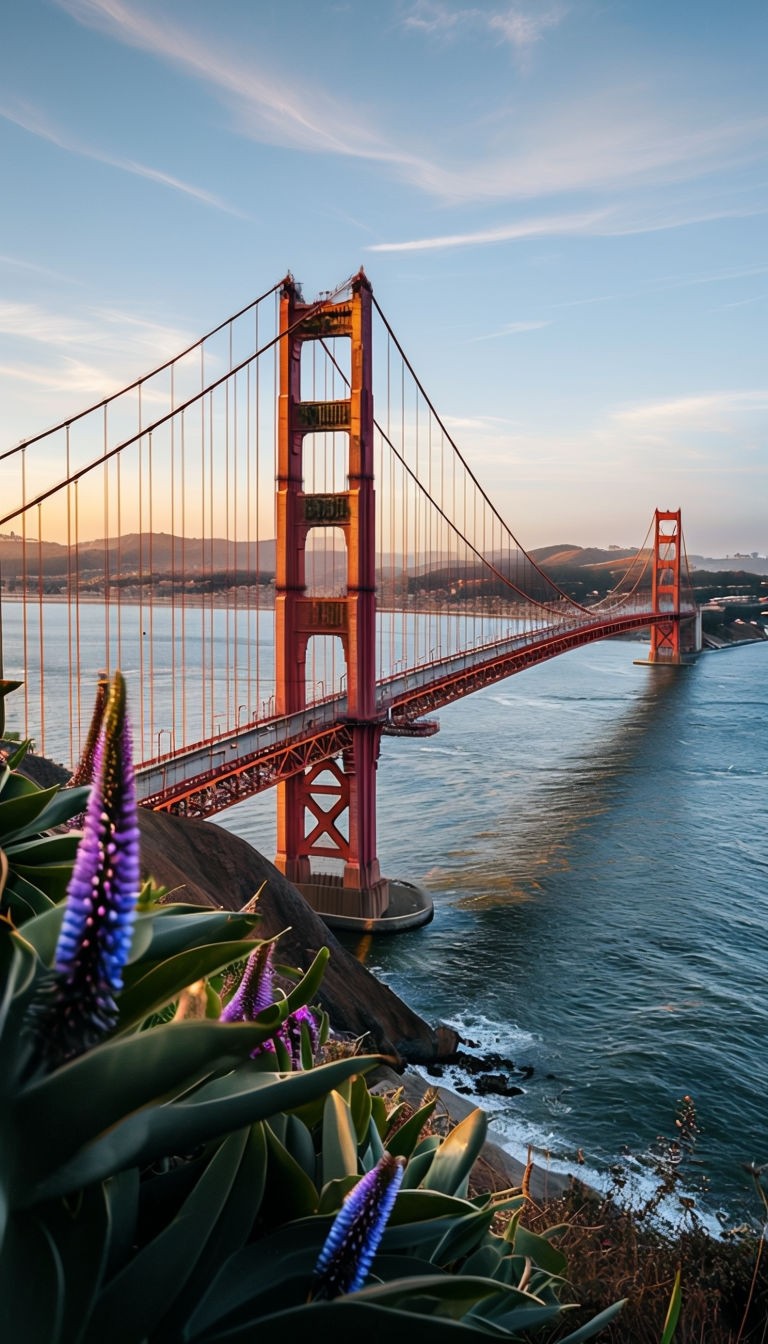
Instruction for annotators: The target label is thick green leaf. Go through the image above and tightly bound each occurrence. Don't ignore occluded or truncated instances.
[28,1054,380,1202]
[317,1174,358,1214]
[469,1299,562,1331]
[184,1220,328,1339]
[284,947,330,1013]
[420,1108,488,1198]
[11,860,75,902]
[557,1299,627,1342]
[321,1090,359,1184]
[263,1124,319,1220]
[5,741,31,771]
[84,1130,250,1344]
[0,929,43,1086]
[0,770,41,803]
[23,784,89,834]
[5,833,82,863]
[660,1269,682,1344]
[3,785,89,843]
[460,1245,505,1280]
[510,1222,568,1277]
[348,1271,541,1317]
[400,1137,441,1190]
[44,1181,112,1342]
[3,872,55,918]
[284,1113,317,1183]
[299,1016,316,1070]
[16,1020,296,1195]
[133,908,262,962]
[430,1206,497,1267]
[0,782,62,837]
[115,939,266,1031]
[386,1098,437,1160]
[160,1124,269,1339]
[370,1092,389,1139]
[17,902,65,962]
[361,1123,385,1167]
[0,1212,65,1342]
[203,1299,515,1343]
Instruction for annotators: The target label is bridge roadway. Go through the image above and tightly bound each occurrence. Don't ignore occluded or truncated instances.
[136,603,689,818]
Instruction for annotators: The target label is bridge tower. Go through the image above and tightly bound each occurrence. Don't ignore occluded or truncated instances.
[274,272,389,920]
[647,508,685,663]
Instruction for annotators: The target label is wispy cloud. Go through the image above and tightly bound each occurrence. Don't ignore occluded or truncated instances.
[368,198,767,253]
[56,0,404,166]
[471,320,551,341]
[442,413,522,431]
[403,1,567,59]
[56,0,766,213]
[612,390,768,431]
[0,301,104,349]
[489,5,568,58]
[0,299,192,361]
[369,211,609,253]
[0,253,76,282]
[0,99,243,215]
[0,358,122,397]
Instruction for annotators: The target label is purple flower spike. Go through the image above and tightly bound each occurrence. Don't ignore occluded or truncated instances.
[67,672,109,788]
[34,671,141,1066]
[220,943,318,1069]
[311,1152,406,1300]
[282,1003,319,1069]
[220,942,276,1023]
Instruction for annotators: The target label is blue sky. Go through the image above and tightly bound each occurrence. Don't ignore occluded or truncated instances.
[1,0,765,555]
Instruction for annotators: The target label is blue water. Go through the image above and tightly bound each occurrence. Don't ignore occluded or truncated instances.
[3,602,766,1224]
[218,639,768,1227]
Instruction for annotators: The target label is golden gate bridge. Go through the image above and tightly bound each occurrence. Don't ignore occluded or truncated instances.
[0,271,698,928]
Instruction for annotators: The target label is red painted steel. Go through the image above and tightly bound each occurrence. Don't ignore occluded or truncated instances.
[273,273,384,903]
[648,509,683,663]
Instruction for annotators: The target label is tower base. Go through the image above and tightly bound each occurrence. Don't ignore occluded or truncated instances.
[296,873,433,933]
[633,653,697,667]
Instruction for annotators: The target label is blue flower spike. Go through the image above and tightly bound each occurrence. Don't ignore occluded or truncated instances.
[34,670,141,1067]
[311,1152,406,1300]
[220,942,319,1068]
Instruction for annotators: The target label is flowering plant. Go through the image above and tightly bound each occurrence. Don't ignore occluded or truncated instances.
[0,674,622,1341]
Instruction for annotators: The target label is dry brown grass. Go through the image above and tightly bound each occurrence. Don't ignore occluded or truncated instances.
[379,1079,767,1343]
[515,1180,766,1344]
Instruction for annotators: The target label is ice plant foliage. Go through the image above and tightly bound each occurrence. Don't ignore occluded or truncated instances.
[311,1152,406,1299]
[220,941,319,1067]
[32,670,140,1067]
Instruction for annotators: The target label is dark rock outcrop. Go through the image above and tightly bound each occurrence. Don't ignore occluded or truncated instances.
[137,809,456,1066]
[9,746,458,1065]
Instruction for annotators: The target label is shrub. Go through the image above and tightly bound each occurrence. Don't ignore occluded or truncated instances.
[0,674,624,1341]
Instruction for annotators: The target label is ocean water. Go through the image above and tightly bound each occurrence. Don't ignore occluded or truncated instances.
[3,601,765,1224]
[218,639,768,1228]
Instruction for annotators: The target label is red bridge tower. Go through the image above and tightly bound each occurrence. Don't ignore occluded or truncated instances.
[274,273,389,921]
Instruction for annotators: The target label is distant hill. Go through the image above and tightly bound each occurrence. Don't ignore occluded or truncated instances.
[1,531,765,582]
[530,544,642,570]
[687,554,768,576]
[531,545,768,577]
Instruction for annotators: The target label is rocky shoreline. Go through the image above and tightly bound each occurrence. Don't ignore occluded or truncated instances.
[135,809,582,1202]
[13,746,578,1201]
